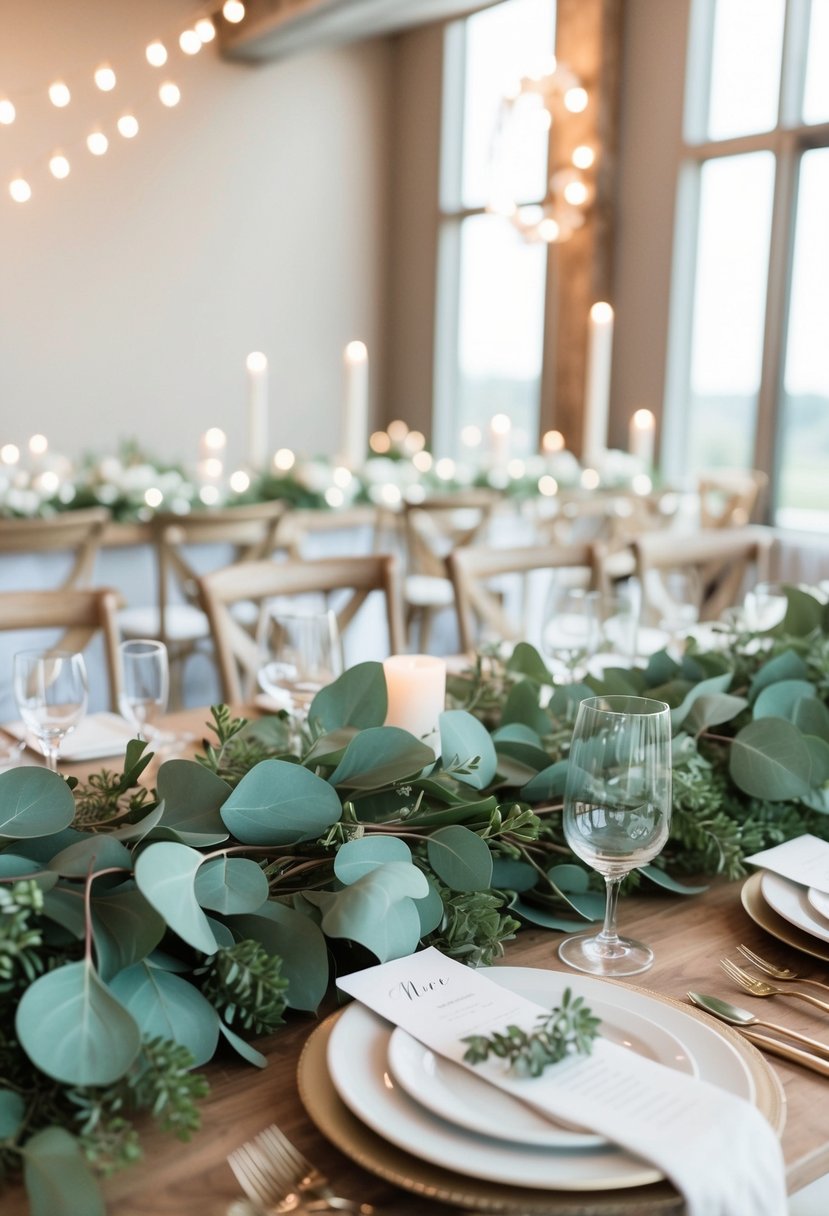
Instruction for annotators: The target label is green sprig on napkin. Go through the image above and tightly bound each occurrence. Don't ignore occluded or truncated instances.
[462,988,601,1077]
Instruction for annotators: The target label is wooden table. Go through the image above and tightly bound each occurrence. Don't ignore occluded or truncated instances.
[6,709,829,1215]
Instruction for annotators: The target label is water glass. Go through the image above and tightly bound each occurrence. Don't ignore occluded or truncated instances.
[541,585,601,681]
[743,582,788,632]
[558,695,672,977]
[119,639,170,741]
[257,606,344,715]
[13,649,88,771]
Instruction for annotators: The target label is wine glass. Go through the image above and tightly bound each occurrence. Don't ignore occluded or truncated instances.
[118,639,170,742]
[13,649,89,771]
[541,585,601,681]
[743,581,788,632]
[649,568,701,650]
[558,694,672,976]
[257,606,344,717]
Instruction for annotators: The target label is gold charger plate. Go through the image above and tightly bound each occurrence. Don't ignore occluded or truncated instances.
[297,987,785,1215]
[742,871,829,964]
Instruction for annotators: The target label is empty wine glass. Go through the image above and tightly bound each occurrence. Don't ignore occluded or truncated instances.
[650,568,701,649]
[13,649,88,771]
[541,585,601,681]
[118,639,170,742]
[558,694,672,977]
[257,606,344,716]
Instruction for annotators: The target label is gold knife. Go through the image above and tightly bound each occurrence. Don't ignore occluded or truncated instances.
[741,1028,829,1077]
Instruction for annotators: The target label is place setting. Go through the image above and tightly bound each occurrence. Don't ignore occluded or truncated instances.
[740,835,829,965]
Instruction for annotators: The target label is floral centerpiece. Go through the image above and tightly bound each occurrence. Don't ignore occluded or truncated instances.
[3,586,827,1215]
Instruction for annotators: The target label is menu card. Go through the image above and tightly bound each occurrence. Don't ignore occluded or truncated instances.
[338,948,786,1216]
[745,834,829,893]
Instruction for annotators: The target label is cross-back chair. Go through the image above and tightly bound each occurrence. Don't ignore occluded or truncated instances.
[0,507,111,589]
[698,469,769,528]
[197,553,406,703]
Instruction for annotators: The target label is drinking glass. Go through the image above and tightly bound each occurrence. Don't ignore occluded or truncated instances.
[541,585,601,681]
[257,606,344,716]
[743,581,788,632]
[558,694,672,976]
[118,639,170,742]
[654,568,701,646]
[13,649,89,771]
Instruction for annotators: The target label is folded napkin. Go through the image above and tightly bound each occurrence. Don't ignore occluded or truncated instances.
[4,713,136,762]
[338,948,787,1216]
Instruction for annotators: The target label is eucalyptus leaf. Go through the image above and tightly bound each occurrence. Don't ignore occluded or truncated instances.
[328,727,434,790]
[670,673,733,730]
[22,1127,105,1216]
[492,754,539,788]
[308,862,426,962]
[644,649,680,686]
[309,660,388,731]
[41,886,86,938]
[0,1087,25,1137]
[157,759,231,839]
[491,858,540,893]
[780,587,823,636]
[205,915,236,948]
[109,962,220,1067]
[521,759,569,803]
[16,960,141,1085]
[91,885,167,983]
[10,826,87,863]
[500,681,549,734]
[753,680,817,723]
[134,842,219,955]
[0,767,76,838]
[48,835,132,878]
[492,722,543,746]
[333,835,412,884]
[415,875,445,935]
[109,803,165,842]
[194,856,269,915]
[793,697,829,742]
[494,739,552,773]
[439,710,498,790]
[546,863,606,920]
[804,735,829,788]
[0,854,58,890]
[505,642,552,684]
[218,1019,267,1067]
[508,896,599,931]
[684,693,748,735]
[729,718,813,801]
[221,758,342,844]
[749,649,809,701]
[587,667,644,696]
[231,901,330,1012]
[399,796,498,827]
[637,865,709,894]
[426,824,493,892]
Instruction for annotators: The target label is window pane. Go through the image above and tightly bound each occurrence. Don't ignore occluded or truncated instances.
[455,214,546,456]
[687,153,775,470]
[707,0,784,140]
[803,0,829,125]
[776,149,829,528]
[461,0,555,209]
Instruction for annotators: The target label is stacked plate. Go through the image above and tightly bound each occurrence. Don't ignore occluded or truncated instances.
[298,966,785,1212]
[742,870,829,963]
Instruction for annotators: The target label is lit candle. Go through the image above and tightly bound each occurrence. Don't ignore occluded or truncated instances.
[383,654,446,754]
[629,408,656,468]
[199,427,227,462]
[342,340,369,468]
[541,429,565,454]
[490,413,512,470]
[246,352,268,469]
[582,302,613,467]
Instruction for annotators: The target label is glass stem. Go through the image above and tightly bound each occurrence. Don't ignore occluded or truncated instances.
[43,743,59,772]
[597,875,623,946]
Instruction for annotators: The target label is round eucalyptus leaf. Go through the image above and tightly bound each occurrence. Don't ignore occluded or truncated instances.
[546,863,605,919]
[22,1126,105,1216]
[0,767,76,838]
[316,865,424,962]
[729,718,813,801]
[670,673,732,730]
[0,854,58,890]
[109,961,220,1067]
[231,900,330,1012]
[309,661,388,731]
[333,835,412,885]
[221,759,342,845]
[415,876,445,935]
[521,760,569,803]
[805,735,829,787]
[491,858,539,893]
[793,696,829,742]
[508,895,599,931]
[49,835,132,878]
[501,681,550,735]
[16,960,141,1085]
[426,824,493,892]
[134,842,219,955]
[205,915,236,948]
[41,886,86,938]
[753,680,817,723]
[492,722,543,746]
[194,856,269,915]
[505,642,552,684]
[157,759,231,837]
[11,826,88,864]
[109,803,165,842]
[218,1019,267,1068]
[0,1087,25,1137]
[684,693,747,734]
[328,728,434,790]
[749,649,808,701]
[91,886,167,983]
[439,711,497,790]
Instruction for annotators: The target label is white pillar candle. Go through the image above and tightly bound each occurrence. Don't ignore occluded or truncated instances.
[342,340,369,468]
[246,352,268,469]
[383,654,446,754]
[629,408,656,468]
[490,413,512,470]
[582,302,613,467]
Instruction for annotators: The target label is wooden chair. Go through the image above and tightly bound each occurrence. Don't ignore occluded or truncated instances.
[632,525,776,623]
[0,587,122,711]
[197,554,406,703]
[0,507,111,589]
[447,541,600,655]
[698,469,769,528]
[117,501,287,701]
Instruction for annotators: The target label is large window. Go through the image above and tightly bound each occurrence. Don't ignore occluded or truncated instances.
[434,0,556,462]
[666,0,829,529]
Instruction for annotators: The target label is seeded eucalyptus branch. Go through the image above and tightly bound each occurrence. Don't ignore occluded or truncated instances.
[462,989,601,1077]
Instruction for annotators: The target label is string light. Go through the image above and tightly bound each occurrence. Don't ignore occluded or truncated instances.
[29,434,48,456]
[564,86,588,113]
[273,448,296,471]
[159,82,181,107]
[117,114,139,138]
[94,64,117,92]
[87,131,109,155]
[146,40,168,67]
[572,144,595,169]
[0,99,15,124]
[179,29,202,55]
[195,18,216,42]
[222,1,245,22]
[49,154,70,179]
[9,178,31,202]
[48,81,71,107]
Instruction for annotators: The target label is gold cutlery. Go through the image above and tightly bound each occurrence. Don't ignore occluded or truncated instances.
[739,1030,829,1078]
[687,992,829,1057]
[736,944,829,994]
[721,957,829,1014]
[228,1124,374,1215]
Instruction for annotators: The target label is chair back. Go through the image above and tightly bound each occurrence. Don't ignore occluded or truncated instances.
[403,490,501,580]
[447,541,599,654]
[198,553,406,703]
[0,507,110,589]
[0,587,122,710]
[633,525,776,623]
[698,469,769,528]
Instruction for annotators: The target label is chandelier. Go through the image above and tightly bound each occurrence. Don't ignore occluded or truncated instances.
[488,56,594,244]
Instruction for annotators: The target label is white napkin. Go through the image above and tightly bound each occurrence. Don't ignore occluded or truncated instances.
[338,948,787,1216]
[3,712,136,762]
[746,834,829,894]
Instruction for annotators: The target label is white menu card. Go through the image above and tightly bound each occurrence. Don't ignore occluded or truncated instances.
[745,834,829,892]
[338,948,786,1216]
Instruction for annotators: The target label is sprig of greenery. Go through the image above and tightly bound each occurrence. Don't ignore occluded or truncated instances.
[195,941,290,1035]
[463,989,601,1077]
[0,880,45,988]
[425,885,520,967]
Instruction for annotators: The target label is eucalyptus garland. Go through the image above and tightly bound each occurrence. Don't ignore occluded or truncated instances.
[1,584,829,1215]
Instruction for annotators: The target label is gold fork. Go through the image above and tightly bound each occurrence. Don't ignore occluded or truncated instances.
[721,958,829,1014]
[228,1124,374,1215]
[736,944,829,993]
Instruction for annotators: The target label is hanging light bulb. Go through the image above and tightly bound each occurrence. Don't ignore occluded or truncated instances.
[0,99,15,124]
[223,0,245,23]
[94,64,117,92]
[572,144,595,169]
[563,86,588,113]
[48,81,71,107]
[195,17,216,42]
[179,29,201,55]
[117,114,139,138]
[9,178,31,203]
[86,131,109,156]
[49,153,71,179]
[538,217,560,242]
[146,40,168,67]
[563,179,589,206]
[159,82,181,107]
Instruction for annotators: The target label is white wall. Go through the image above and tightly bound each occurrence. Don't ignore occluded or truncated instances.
[0,0,392,471]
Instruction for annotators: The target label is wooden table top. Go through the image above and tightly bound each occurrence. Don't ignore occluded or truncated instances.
[6,708,829,1215]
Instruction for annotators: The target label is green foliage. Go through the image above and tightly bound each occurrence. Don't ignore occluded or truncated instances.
[195,940,289,1036]
[462,988,601,1077]
[425,884,520,967]
[0,880,45,988]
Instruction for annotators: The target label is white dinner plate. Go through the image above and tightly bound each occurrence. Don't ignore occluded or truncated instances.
[761,871,829,944]
[806,886,829,923]
[327,966,756,1192]
[386,987,697,1150]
